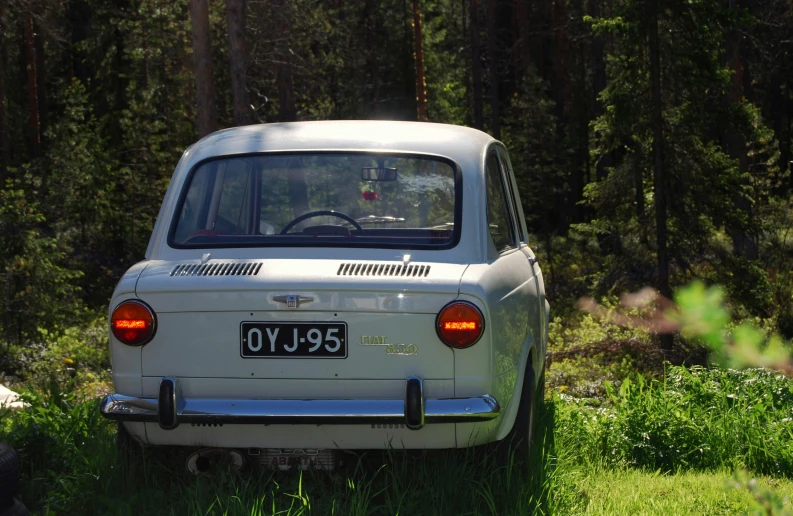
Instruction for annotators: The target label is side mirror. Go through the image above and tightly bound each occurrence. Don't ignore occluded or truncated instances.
[361,167,398,181]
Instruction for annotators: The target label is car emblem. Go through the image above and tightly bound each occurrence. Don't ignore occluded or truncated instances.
[273,295,314,309]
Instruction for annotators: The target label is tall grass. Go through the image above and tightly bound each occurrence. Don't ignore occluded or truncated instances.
[0,381,561,515]
[1,365,791,514]
[555,366,793,475]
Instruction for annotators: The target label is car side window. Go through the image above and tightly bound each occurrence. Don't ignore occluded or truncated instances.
[485,153,516,251]
[497,152,526,243]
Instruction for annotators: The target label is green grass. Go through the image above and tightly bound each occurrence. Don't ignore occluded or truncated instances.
[2,365,792,515]
[560,468,793,515]
[555,367,793,475]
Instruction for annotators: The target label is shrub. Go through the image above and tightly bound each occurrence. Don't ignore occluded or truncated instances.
[555,366,793,476]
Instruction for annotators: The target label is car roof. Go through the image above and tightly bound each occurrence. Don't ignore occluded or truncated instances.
[184,120,497,170]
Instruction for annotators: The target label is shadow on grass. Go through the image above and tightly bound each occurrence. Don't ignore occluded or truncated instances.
[5,393,560,516]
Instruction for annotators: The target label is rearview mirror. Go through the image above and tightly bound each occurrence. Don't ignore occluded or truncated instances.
[361,167,398,181]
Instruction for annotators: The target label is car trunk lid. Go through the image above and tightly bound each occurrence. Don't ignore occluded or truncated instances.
[135,259,465,380]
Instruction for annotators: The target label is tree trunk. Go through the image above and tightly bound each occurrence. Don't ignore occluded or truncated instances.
[514,0,530,77]
[723,0,757,259]
[23,12,40,157]
[649,3,672,350]
[64,1,73,82]
[67,0,91,84]
[469,0,483,129]
[403,0,413,112]
[0,20,6,182]
[462,0,471,121]
[226,0,253,126]
[486,0,499,138]
[272,0,297,122]
[773,72,792,188]
[782,83,792,189]
[510,0,521,84]
[589,0,611,181]
[536,0,548,81]
[412,0,428,121]
[552,0,568,122]
[189,0,217,138]
[34,20,47,141]
[365,0,380,116]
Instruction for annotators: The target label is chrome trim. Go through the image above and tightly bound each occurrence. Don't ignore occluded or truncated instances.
[273,295,314,309]
[100,388,500,429]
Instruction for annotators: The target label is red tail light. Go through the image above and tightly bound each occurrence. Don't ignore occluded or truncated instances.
[436,301,484,348]
[111,300,156,346]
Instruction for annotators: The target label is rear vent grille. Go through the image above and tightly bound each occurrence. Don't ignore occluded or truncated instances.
[170,262,263,277]
[337,262,431,277]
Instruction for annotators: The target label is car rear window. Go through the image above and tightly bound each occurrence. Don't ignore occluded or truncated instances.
[169,153,460,249]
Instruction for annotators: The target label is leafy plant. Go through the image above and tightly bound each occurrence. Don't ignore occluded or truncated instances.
[555,366,793,476]
[670,281,793,374]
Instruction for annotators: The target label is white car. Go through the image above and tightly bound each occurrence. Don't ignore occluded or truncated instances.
[100,121,549,472]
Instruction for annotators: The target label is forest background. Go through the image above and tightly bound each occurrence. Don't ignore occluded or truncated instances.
[0,0,791,393]
[1,0,793,513]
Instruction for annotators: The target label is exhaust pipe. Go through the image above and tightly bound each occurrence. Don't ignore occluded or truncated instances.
[185,448,246,476]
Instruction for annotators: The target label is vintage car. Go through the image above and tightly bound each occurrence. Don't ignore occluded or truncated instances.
[100,120,549,472]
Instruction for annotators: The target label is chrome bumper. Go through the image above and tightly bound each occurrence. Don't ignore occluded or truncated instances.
[100,376,500,431]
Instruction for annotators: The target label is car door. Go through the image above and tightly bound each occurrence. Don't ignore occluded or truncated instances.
[496,147,546,374]
[481,150,538,406]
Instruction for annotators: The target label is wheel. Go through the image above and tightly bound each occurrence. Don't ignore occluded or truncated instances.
[500,366,537,464]
[0,442,20,506]
[0,499,29,516]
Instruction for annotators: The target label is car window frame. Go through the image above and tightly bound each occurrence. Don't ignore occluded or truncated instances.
[484,149,519,253]
[166,150,465,251]
[495,147,528,246]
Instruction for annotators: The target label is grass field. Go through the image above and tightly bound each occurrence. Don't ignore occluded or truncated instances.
[2,366,792,515]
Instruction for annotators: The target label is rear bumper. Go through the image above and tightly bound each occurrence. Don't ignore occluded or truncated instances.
[100,376,500,431]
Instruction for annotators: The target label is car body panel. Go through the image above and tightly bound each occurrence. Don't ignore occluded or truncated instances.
[139,422,462,449]
[139,311,455,380]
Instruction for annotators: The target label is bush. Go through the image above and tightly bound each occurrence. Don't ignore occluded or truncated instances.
[1,313,109,389]
[555,366,793,476]
[546,308,657,398]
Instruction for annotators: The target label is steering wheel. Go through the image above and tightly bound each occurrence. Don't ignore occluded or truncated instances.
[280,210,363,234]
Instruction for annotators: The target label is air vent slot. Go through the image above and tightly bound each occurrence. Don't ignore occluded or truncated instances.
[170,261,263,277]
[336,262,431,277]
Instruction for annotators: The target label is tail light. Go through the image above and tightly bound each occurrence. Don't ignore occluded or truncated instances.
[436,301,484,348]
[111,300,157,346]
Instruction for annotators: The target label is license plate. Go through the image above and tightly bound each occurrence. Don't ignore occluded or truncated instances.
[240,322,347,358]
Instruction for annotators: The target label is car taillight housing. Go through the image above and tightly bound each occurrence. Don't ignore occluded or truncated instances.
[111,300,157,346]
[436,301,484,349]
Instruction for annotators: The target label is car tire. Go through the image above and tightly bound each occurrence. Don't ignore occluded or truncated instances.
[0,499,29,516]
[0,442,20,506]
[500,365,537,464]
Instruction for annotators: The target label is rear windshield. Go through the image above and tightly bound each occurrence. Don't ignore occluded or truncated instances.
[169,153,460,249]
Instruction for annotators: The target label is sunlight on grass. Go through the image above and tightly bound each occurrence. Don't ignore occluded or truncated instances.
[567,468,793,515]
